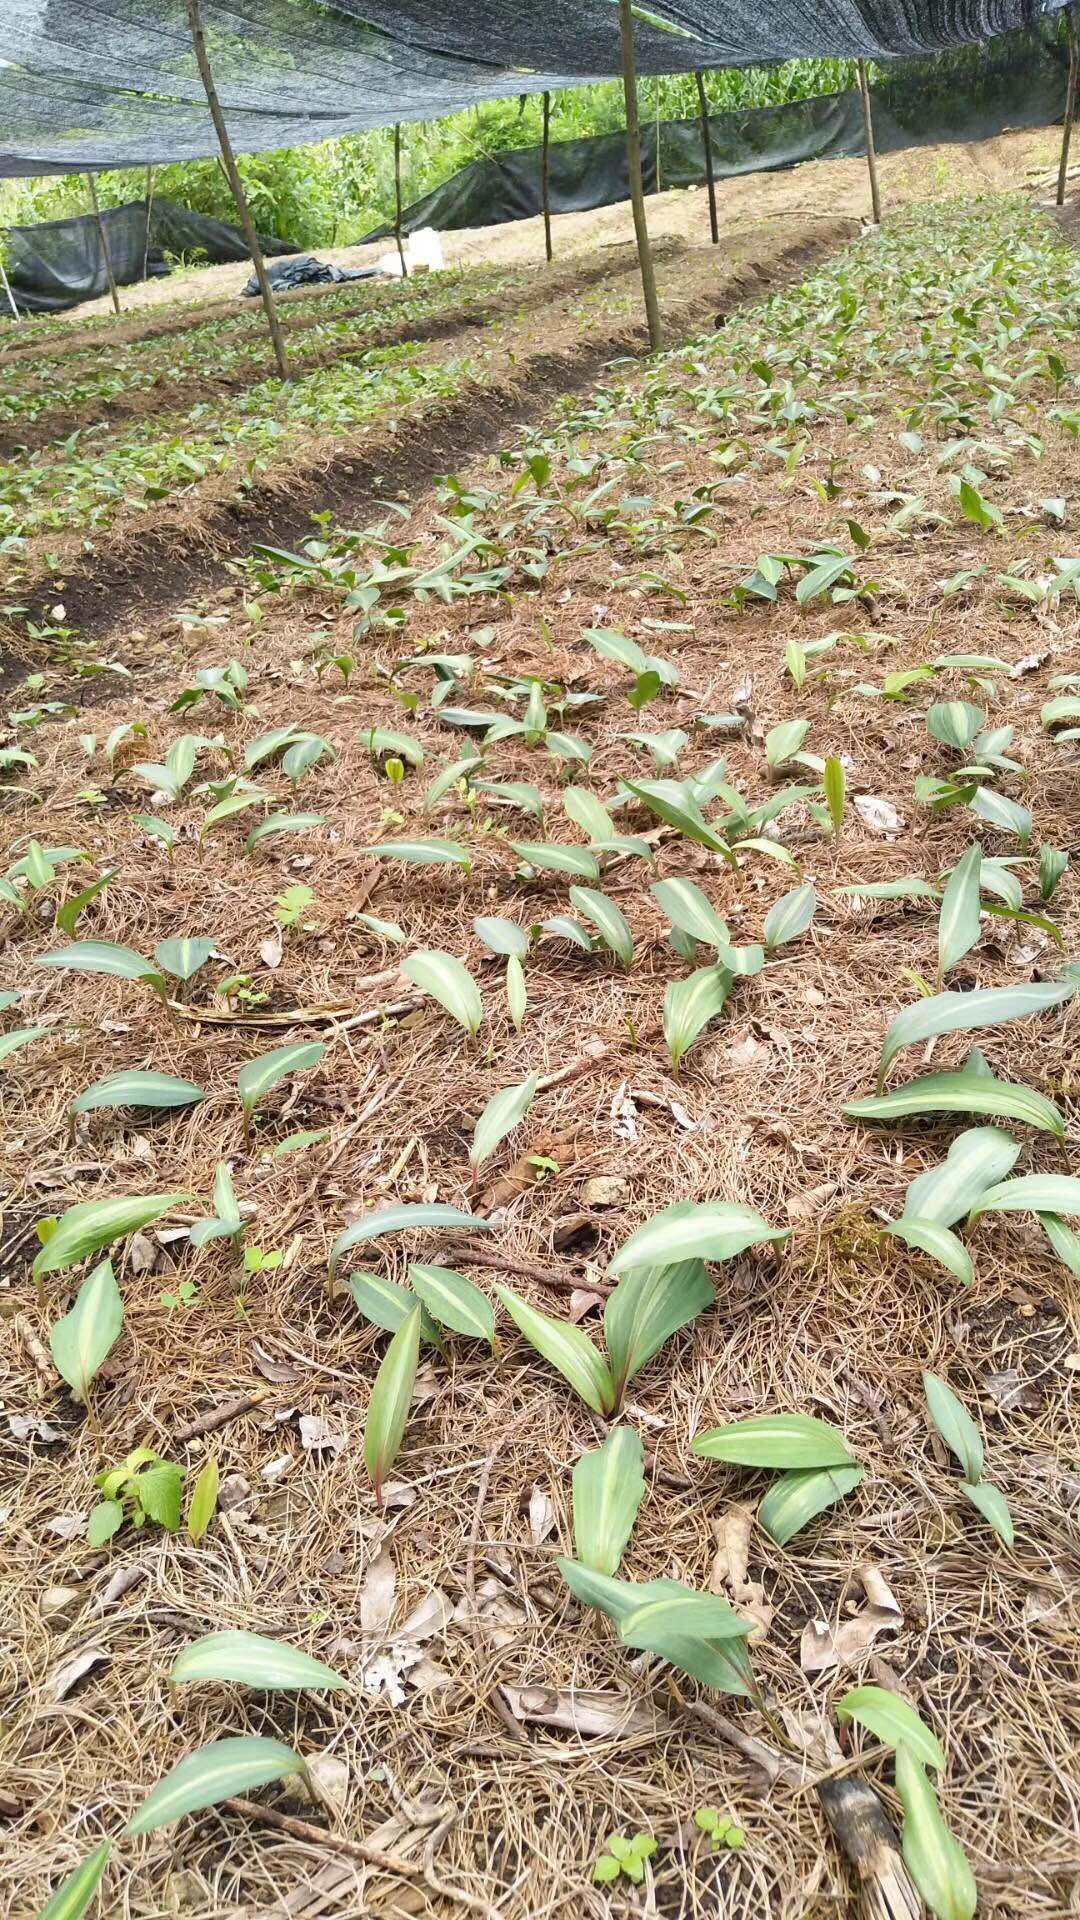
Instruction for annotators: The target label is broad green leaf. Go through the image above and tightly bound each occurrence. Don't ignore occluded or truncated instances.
[0,1026,49,1065]
[895,1745,977,1920]
[171,1631,346,1691]
[824,755,845,834]
[967,1173,1080,1220]
[135,1462,183,1530]
[765,719,809,769]
[604,1258,712,1400]
[968,786,1031,842]
[34,1841,112,1920]
[844,1066,1064,1140]
[358,838,471,867]
[348,1270,443,1347]
[154,937,216,982]
[33,1193,185,1279]
[125,1736,305,1836]
[363,1305,421,1500]
[757,1464,865,1544]
[473,915,530,957]
[568,886,633,968]
[506,952,527,1028]
[237,1041,325,1131]
[423,753,481,810]
[763,882,816,952]
[473,780,544,820]
[133,813,176,853]
[927,701,984,752]
[50,1258,123,1401]
[621,779,734,859]
[836,1686,946,1771]
[246,812,323,854]
[497,1286,614,1414]
[71,1070,203,1121]
[187,1457,219,1544]
[87,1500,123,1547]
[651,877,730,950]
[959,1480,1014,1545]
[510,841,600,880]
[35,941,165,997]
[469,1072,538,1167]
[271,1128,330,1159]
[364,726,424,767]
[838,878,940,902]
[937,842,982,978]
[611,1200,787,1274]
[884,1218,973,1287]
[558,1561,756,1697]
[330,1202,489,1280]
[56,869,115,938]
[619,1589,753,1647]
[903,1127,1019,1226]
[1039,1212,1080,1275]
[408,1264,495,1347]
[541,915,593,951]
[664,967,730,1075]
[923,1372,983,1482]
[402,950,482,1034]
[877,979,1076,1088]
[693,1412,854,1470]
[572,1427,646,1576]
[563,787,615,842]
[190,1161,242,1248]
[1039,846,1068,900]
[245,726,306,770]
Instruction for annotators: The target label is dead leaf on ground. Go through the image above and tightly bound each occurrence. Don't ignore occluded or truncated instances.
[252,1342,304,1386]
[709,1505,774,1640]
[398,1587,453,1642]
[610,1082,639,1141]
[501,1684,658,1738]
[800,1564,903,1673]
[298,1413,346,1457]
[580,1175,627,1209]
[527,1486,557,1544]
[1010,650,1047,677]
[982,1369,1042,1413]
[47,1514,86,1541]
[568,1288,604,1323]
[9,1413,64,1444]
[50,1647,110,1701]
[359,1545,397,1639]
[260,934,284,970]
[854,793,906,835]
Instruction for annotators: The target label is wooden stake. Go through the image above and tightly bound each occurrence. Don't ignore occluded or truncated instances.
[393,122,409,277]
[1057,4,1080,206]
[184,0,289,379]
[695,70,719,244]
[0,251,18,322]
[85,172,121,314]
[541,91,553,262]
[617,0,662,351]
[142,163,155,284]
[857,60,882,225]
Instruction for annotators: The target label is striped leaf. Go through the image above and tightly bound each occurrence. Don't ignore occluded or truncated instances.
[824,755,845,835]
[125,1736,305,1836]
[902,1126,1020,1226]
[937,842,982,977]
[844,1067,1065,1140]
[348,1271,443,1347]
[49,1258,123,1402]
[663,964,733,1070]
[402,950,483,1034]
[563,787,615,842]
[1040,1212,1080,1275]
[923,1372,983,1482]
[473,916,530,958]
[34,1841,112,1920]
[506,953,527,1028]
[622,778,734,858]
[651,876,731,949]
[611,1200,787,1274]
[877,978,1077,1088]
[469,1072,538,1168]
[364,726,424,767]
[363,1305,421,1501]
[927,700,984,751]
[33,1193,186,1280]
[967,1172,1080,1221]
[71,1070,203,1121]
[568,885,633,968]
[35,941,165,997]
[236,1041,325,1133]
[473,780,544,819]
[154,937,216,982]
[572,1427,646,1576]
[408,1264,496,1348]
[358,838,471,867]
[510,841,600,880]
[836,1686,946,1771]
[693,1412,854,1470]
[245,812,323,853]
[187,1457,219,1544]
[895,1746,977,1920]
[170,1631,346,1691]
[0,1026,49,1065]
[757,1464,865,1544]
[604,1258,712,1402]
[959,1480,1014,1545]
[969,786,1031,842]
[884,1218,974,1287]
[558,1561,756,1697]
[619,1590,753,1646]
[497,1287,614,1414]
[423,753,481,810]
[329,1202,488,1280]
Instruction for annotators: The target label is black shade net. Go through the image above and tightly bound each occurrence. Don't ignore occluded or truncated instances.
[0,0,1071,176]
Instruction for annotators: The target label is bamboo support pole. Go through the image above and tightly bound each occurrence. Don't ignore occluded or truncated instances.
[618,0,661,352]
[695,71,719,243]
[394,122,409,277]
[1057,5,1080,206]
[541,91,553,262]
[86,172,121,314]
[857,60,882,225]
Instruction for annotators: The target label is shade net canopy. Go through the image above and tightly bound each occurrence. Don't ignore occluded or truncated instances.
[0,0,1070,176]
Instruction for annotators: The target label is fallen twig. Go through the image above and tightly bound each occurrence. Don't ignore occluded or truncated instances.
[456,1242,613,1296]
[466,1425,528,1745]
[223,1796,418,1875]
[174,1388,268,1444]
[15,1312,52,1381]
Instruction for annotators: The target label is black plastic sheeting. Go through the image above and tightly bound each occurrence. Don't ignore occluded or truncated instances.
[6,197,298,315]
[0,0,1070,176]
[367,21,1070,237]
[241,255,378,296]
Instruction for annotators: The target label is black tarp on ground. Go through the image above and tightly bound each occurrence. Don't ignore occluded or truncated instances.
[0,0,1070,176]
[5,197,298,314]
[367,18,1069,237]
